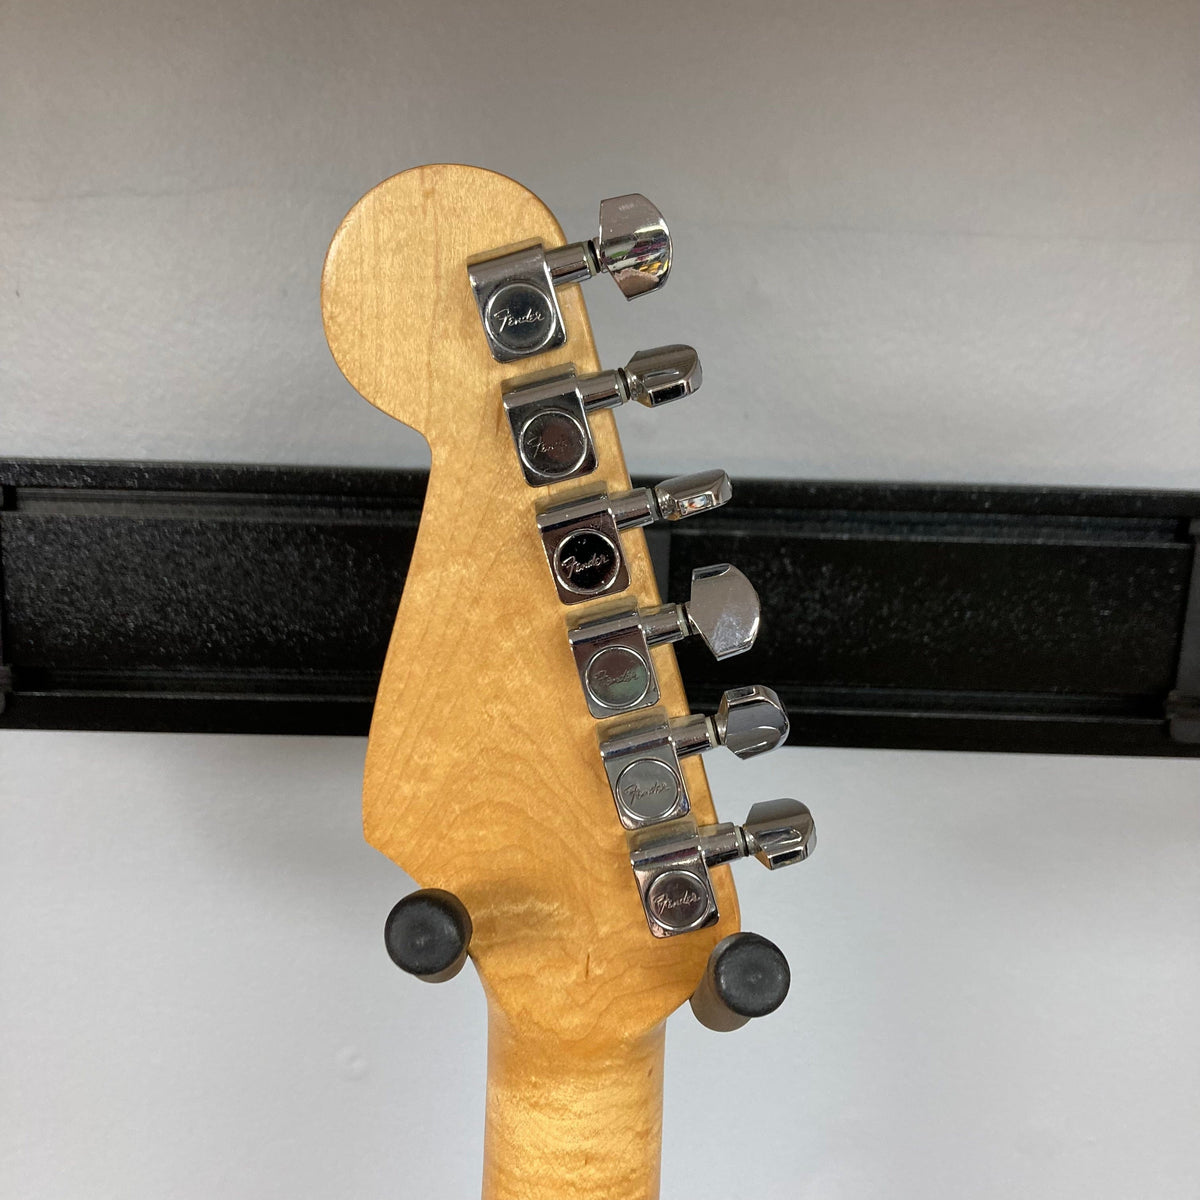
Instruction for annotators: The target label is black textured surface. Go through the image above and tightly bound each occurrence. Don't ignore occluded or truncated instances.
[710,932,791,1018]
[2,458,1199,757]
[0,461,423,732]
[671,477,1198,756]
[1168,519,1200,743]
[383,889,473,979]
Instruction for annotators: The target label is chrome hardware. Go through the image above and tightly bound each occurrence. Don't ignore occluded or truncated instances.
[468,194,671,362]
[689,932,792,1032]
[677,564,760,660]
[571,614,660,717]
[600,718,693,828]
[620,345,699,407]
[599,686,789,829]
[714,684,791,758]
[629,824,717,934]
[593,194,672,298]
[695,798,816,871]
[569,565,760,718]
[629,799,815,938]
[644,469,732,522]
[503,348,701,488]
[537,470,731,604]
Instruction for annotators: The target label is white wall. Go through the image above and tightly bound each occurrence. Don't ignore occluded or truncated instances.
[2,1,1198,1198]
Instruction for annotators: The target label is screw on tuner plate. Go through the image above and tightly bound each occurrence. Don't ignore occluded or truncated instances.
[537,469,732,605]
[468,194,671,362]
[599,686,790,829]
[503,346,702,488]
[629,799,816,938]
[383,889,473,983]
[569,565,760,718]
[689,933,792,1032]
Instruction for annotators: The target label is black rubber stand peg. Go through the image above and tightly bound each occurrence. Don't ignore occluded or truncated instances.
[689,932,791,1032]
[383,888,473,983]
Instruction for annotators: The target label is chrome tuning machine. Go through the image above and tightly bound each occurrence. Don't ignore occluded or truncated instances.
[629,798,816,938]
[469,194,671,362]
[569,565,760,718]
[503,346,701,488]
[599,685,789,829]
[537,469,731,604]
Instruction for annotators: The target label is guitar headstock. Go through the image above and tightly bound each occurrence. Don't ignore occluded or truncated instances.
[321,165,810,1055]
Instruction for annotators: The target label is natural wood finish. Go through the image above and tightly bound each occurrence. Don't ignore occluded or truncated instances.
[322,164,739,1200]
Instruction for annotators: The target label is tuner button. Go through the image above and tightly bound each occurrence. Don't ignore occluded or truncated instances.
[683,564,761,661]
[596,193,671,299]
[573,565,761,718]
[470,195,671,363]
[652,469,733,521]
[696,799,817,873]
[742,798,816,869]
[383,888,472,983]
[690,933,791,1032]
[629,799,817,934]
[714,685,790,758]
[622,345,702,408]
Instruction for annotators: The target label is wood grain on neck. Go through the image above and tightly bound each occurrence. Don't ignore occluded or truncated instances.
[322,164,739,1200]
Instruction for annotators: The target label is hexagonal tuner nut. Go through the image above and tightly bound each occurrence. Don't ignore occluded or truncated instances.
[742,798,815,869]
[715,685,790,758]
[596,193,671,298]
[684,564,761,661]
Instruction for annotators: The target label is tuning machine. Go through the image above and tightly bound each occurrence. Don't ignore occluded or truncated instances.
[503,346,701,488]
[468,194,671,362]
[537,469,731,604]
[599,686,789,829]
[629,798,815,937]
[569,565,759,718]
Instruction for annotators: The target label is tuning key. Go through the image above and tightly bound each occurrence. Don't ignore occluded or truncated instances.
[711,685,793,759]
[538,469,731,604]
[383,889,473,983]
[628,799,815,938]
[599,686,790,829]
[638,469,734,522]
[469,194,671,362]
[697,797,817,871]
[667,684,792,762]
[503,346,701,488]
[569,565,760,718]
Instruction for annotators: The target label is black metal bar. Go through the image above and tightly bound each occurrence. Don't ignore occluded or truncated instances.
[2,458,1198,758]
[1166,519,1200,744]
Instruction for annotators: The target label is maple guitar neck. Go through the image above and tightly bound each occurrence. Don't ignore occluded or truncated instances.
[322,164,739,1200]
[484,1014,666,1197]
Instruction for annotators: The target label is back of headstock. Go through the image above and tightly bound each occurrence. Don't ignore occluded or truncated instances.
[321,164,814,1200]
